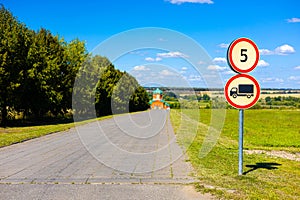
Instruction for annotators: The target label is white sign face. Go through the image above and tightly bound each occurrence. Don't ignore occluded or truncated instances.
[227,38,259,73]
[225,74,260,109]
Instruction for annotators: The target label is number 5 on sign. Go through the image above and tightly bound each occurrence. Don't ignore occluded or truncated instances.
[240,49,248,62]
[227,38,259,73]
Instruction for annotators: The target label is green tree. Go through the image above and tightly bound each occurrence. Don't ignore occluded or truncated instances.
[265,96,272,105]
[72,55,103,119]
[24,28,66,118]
[274,96,282,101]
[130,86,149,112]
[0,6,148,124]
[61,39,87,113]
[202,94,211,101]
[92,56,149,116]
[94,56,122,116]
[0,6,31,125]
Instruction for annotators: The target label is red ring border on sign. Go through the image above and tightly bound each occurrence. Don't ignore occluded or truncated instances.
[224,74,260,109]
[227,38,259,73]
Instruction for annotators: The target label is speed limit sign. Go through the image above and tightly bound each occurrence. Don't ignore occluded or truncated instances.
[225,37,260,175]
[227,38,259,73]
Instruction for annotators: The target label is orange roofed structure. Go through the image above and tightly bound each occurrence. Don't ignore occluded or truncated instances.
[149,88,170,110]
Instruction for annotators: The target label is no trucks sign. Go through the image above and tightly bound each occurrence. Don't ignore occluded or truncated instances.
[225,74,260,109]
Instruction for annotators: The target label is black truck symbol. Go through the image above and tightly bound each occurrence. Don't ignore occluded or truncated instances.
[230,84,254,98]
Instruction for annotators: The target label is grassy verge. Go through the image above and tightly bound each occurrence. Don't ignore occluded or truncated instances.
[171,109,300,200]
[0,116,112,148]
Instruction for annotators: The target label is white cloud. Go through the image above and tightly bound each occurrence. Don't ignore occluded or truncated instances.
[203,74,218,79]
[262,77,284,83]
[168,0,214,5]
[158,38,168,42]
[145,57,154,62]
[223,70,235,75]
[287,18,300,23]
[129,51,147,56]
[259,44,295,56]
[262,78,273,82]
[259,49,274,55]
[275,44,295,55]
[212,57,227,63]
[257,60,270,67]
[294,66,300,70]
[218,43,229,48]
[157,51,188,58]
[288,76,300,81]
[275,78,284,83]
[133,65,150,71]
[188,75,202,81]
[160,69,175,76]
[181,76,188,80]
[207,65,226,71]
[179,67,188,74]
[145,57,162,62]
[198,60,206,65]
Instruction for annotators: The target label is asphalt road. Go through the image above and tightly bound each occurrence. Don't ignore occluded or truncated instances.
[0,110,213,200]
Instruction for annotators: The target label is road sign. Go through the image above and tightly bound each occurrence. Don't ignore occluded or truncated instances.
[226,38,260,175]
[225,74,260,109]
[227,38,259,73]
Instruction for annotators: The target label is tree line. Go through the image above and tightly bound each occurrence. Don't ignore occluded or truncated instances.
[0,6,149,126]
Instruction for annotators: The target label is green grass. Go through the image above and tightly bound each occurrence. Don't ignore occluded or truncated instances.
[170,109,300,200]
[198,102,210,108]
[0,116,112,148]
[181,109,300,151]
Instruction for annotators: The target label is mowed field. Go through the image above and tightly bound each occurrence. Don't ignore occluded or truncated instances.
[198,90,300,99]
[260,93,300,99]
[170,109,300,200]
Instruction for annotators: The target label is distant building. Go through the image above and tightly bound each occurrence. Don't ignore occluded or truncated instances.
[149,88,170,110]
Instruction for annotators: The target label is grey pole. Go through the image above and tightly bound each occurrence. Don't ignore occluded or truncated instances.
[239,109,244,175]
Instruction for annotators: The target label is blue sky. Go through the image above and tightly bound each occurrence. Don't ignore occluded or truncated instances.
[2,0,300,88]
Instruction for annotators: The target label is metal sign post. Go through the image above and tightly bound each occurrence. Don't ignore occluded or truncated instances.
[238,109,244,175]
[225,37,260,175]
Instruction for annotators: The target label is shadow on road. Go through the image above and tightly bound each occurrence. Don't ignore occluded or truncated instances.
[2,117,74,127]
